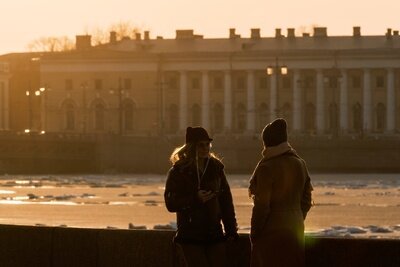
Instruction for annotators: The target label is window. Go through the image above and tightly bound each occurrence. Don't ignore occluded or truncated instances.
[213,104,223,133]
[259,76,268,89]
[64,103,75,130]
[237,76,246,90]
[353,103,362,132]
[124,79,132,90]
[329,77,338,88]
[95,79,102,90]
[304,76,314,88]
[329,103,338,132]
[168,104,178,133]
[258,103,269,130]
[376,103,385,131]
[191,77,200,89]
[192,104,201,125]
[376,76,384,88]
[94,103,105,130]
[282,76,291,89]
[123,101,135,131]
[65,79,73,90]
[281,103,292,130]
[305,103,316,133]
[214,76,223,89]
[236,103,246,132]
[168,76,178,89]
[352,76,361,88]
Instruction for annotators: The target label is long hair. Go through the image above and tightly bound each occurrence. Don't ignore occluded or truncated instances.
[170,143,221,166]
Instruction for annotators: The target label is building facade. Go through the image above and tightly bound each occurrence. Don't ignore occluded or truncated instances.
[2,27,400,137]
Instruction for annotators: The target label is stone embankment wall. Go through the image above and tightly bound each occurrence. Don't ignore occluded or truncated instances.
[0,134,399,174]
[0,224,399,267]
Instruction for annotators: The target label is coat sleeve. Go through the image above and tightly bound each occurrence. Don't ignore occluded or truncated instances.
[218,169,238,236]
[164,167,200,213]
[250,165,273,240]
[301,161,313,219]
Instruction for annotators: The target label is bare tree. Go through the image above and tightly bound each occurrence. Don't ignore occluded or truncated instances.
[27,36,74,52]
[27,21,141,52]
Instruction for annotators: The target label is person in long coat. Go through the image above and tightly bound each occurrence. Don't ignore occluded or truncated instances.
[249,118,313,267]
[165,126,238,267]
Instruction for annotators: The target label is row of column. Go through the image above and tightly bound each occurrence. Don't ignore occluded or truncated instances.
[0,80,10,130]
[177,69,397,134]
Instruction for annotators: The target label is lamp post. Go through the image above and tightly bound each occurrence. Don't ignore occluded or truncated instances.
[25,86,42,134]
[267,58,288,118]
[38,85,49,134]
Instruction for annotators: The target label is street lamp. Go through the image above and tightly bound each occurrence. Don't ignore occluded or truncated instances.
[25,86,42,133]
[266,58,288,118]
[38,85,49,134]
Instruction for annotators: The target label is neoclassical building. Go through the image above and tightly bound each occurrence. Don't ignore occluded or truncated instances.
[3,27,400,137]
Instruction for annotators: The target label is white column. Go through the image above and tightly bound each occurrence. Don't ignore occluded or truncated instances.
[4,80,9,130]
[293,69,302,132]
[201,71,210,130]
[386,68,395,133]
[179,71,187,131]
[0,81,4,130]
[363,69,372,133]
[339,69,348,134]
[269,72,277,121]
[316,69,325,134]
[246,70,256,132]
[223,71,232,131]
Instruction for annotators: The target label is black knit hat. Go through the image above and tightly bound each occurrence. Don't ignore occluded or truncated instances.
[262,118,288,147]
[185,127,213,144]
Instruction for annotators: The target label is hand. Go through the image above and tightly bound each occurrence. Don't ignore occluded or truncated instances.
[197,190,216,203]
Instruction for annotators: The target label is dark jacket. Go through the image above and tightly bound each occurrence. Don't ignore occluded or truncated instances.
[249,146,313,267]
[164,157,238,244]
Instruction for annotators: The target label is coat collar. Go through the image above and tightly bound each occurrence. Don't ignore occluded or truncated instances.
[261,142,295,161]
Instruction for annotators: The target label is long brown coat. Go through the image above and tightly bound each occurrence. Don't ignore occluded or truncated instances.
[249,143,313,267]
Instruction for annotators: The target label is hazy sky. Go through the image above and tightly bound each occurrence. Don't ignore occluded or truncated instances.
[1,0,399,54]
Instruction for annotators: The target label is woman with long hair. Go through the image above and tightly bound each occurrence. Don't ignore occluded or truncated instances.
[164,126,238,267]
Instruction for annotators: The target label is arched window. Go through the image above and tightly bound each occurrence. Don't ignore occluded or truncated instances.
[192,104,201,126]
[64,102,75,131]
[212,103,223,133]
[123,101,135,131]
[329,102,339,133]
[281,102,292,131]
[94,103,105,131]
[168,104,178,133]
[258,103,269,131]
[305,103,316,133]
[352,103,362,132]
[236,103,246,132]
[376,103,385,132]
